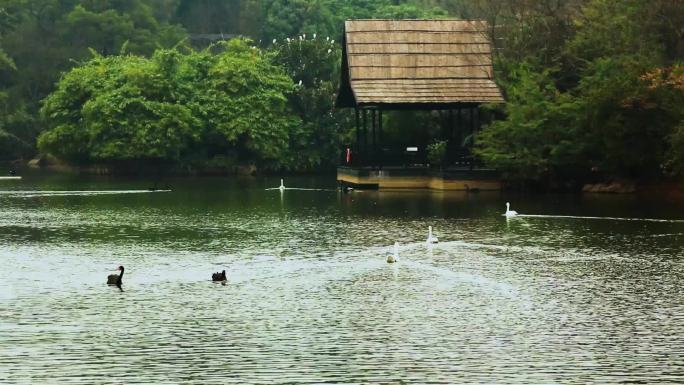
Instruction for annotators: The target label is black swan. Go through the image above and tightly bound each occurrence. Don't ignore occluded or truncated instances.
[212,270,227,282]
[107,266,124,288]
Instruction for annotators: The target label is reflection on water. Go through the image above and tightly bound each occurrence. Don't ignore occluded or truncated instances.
[1,174,683,383]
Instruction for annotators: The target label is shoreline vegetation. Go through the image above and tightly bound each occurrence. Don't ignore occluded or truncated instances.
[10,158,684,197]
[0,1,682,191]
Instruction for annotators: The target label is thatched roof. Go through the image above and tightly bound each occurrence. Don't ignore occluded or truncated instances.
[336,19,504,108]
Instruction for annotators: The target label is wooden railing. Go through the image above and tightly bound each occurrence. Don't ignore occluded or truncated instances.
[340,145,477,169]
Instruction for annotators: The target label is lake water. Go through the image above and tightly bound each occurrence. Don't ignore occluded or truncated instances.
[1,173,683,384]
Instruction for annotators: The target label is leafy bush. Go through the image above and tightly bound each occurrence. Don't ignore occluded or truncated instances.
[39,39,299,168]
[427,140,447,168]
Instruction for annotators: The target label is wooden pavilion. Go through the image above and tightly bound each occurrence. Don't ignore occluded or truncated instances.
[335,19,504,190]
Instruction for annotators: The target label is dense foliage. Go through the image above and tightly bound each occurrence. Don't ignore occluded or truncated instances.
[1,0,443,170]
[2,0,684,181]
[0,0,185,161]
[471,0,684,182]
[39,40,298,169]
[270,36,351,171]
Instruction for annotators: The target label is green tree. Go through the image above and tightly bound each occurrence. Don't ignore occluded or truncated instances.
[475,0,684,183]
[565,0,660,66]
[474,63,584,180]
[0,3,17,70]
[262,0,336,42]
[39,39,298,169]
[0,0,33,160]
[39,51,200,163]
[0,0,186,161]
[271,35,352,171]
[174,0,241,35]
[331,0,446,21]
[61,0,186,56]
[641,64,684,175]
[573,57,671,177]
[202,39,298,165]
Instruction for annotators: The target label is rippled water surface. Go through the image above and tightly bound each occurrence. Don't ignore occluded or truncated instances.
[1,173,683,384]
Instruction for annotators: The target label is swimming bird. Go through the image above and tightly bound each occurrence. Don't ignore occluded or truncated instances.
[387,242,399,263]
[279,179,285,191]
[426,226,439,244]
[505,202,518,217]
[107,266,124,289]
[212,270,227,282]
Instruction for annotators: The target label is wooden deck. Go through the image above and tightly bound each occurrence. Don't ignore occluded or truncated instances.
[337,166,501,191]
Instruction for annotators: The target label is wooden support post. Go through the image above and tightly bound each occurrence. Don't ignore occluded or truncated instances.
[378,109,383,169]
[457,107,463,158]
[362,109,367,166]
[371,109,377,168]
[449,109,454,140]
[355,108,360,164]
[448,109,454,166]
[469,107,475,170]
[469,107,475,140]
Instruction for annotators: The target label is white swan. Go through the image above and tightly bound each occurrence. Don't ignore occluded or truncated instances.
[505,202,518,217]
[426,226,439,244]
[279,179,285,191]
[387,242,399,263]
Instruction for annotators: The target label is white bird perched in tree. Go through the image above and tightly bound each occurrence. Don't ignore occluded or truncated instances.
[330,39,334,44]
[298,80,303,86]
[303,33,306,39]
[313,33,316,39]
[272,38,276,44]
[326,36,329,41]
[327,49,331,54]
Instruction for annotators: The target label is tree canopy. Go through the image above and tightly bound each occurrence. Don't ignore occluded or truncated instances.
[39,39,300,169]
[471,0,684,182]
[1,0,683,184]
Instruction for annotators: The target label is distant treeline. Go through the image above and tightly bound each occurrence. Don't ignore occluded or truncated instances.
[1,1,683,181]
